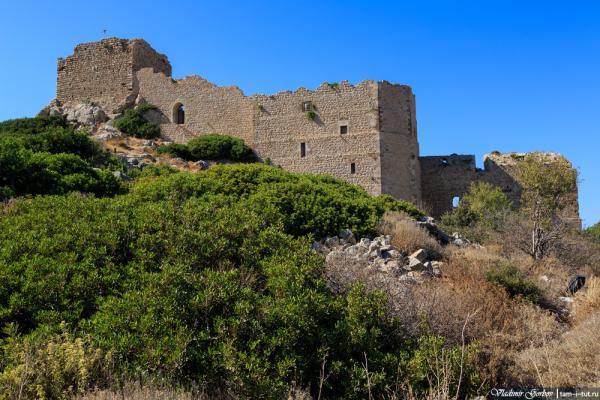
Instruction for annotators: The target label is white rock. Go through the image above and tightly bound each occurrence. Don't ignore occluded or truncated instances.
[408,257,425,271]
[65,103,108,125]
[410,249,428,263]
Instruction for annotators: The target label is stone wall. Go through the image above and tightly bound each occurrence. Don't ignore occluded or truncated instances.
[378,81,421,204]
[252,81,382,196]
[136,70,256,144]
[57,38,171,114]
[420,152,580,227]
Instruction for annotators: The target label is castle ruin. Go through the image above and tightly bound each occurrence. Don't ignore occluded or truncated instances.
[52,38,580,223]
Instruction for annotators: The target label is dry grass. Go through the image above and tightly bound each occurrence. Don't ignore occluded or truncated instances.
[409,253,515,345]
[572,276,600,325]
[378,212,444,258]
[76,382,312,400]
[75,382,231,400]
[510,311,600,386]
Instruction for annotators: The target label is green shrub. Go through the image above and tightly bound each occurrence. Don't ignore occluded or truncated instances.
[129,163,424,237]
[0,115,67,135]
[187,134,255,162]
[486,263,542,304]
[158,135,255,162]
[0,117,122,199]
[0,188,464,398]
[113,103,161,139]
[586,222,600,241]
[156,143,191,159]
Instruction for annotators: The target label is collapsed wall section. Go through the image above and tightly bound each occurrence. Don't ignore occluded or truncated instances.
[419,155,480,217]
[252,81,383,196]
[378,82,421,205]
[420,152,580,227]
[135,70,256,144]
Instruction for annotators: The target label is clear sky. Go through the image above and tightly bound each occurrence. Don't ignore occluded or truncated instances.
[1,1,598,226]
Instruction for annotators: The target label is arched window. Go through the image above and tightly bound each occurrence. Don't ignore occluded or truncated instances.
[173,103,185,124]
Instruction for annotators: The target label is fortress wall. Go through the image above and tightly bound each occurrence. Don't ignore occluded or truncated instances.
[252,81,383,195]
[57,38,172,114]
[57,38,135,113]
[419,155,479,217]
[135,69,256,144]
[378,82,421,204]
[420,152,580,226]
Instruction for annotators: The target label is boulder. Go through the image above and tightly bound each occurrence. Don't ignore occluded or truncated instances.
[324,236,340,248]
[112,170,132,181]
[192,160,209,170]
[339,229,356,244]
[410,249,428,263]
[407,257,426,271]
[65,103,108,125]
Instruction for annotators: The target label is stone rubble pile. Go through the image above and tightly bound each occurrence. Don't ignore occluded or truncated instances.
[312,229,444,284]
[416,216,471,247]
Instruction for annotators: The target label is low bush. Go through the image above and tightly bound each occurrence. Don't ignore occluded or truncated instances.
[378,211,444,258]
[0,324,112,400]
[0,118,122,199]
[129,163,424,238]
[486,263,542,304]
[0,115,67,135]
[157,134,256,162]
[156,143,191,160]
[113,103,161,139]
[441,182,513,243]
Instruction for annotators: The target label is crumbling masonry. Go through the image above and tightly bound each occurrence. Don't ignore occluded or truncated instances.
[52,38,580,223]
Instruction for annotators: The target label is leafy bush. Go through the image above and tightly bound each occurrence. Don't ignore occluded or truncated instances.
[486,263,542,304]
[129,163,424,238]
[187,134,255,162]
[0,161,450,398]
[156,143,191,159]
[0,128,121,199]
[0,115,67,135]
[157,134,256,162]
[0,324,112,400]
[113,103,161,139]
[442,182,511,230]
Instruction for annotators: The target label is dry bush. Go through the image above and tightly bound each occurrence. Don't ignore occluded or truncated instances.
[526,257,572,301]
[483,302,562,386]
[324,251,413,316]
[76,382,234,400]
[409,254,515,345]
[378,212,444,259]
[572,276,600,325]
[510,311,600,386]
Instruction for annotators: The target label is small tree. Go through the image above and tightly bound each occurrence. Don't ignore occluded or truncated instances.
[441,182,512,240]
[462,182,512,228]
[515,154,577,259]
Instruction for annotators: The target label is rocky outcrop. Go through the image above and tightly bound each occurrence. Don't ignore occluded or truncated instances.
[313,229,444,284]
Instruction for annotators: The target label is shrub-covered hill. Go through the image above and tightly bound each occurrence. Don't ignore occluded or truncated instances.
[2,119,471,399]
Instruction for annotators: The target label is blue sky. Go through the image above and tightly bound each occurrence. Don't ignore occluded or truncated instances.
[1,1,598,226]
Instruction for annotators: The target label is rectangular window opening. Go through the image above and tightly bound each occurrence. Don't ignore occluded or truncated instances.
[300,142,306,158]
[302,101,313,112]
[340,125,348,135]
[350,163,356,174]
